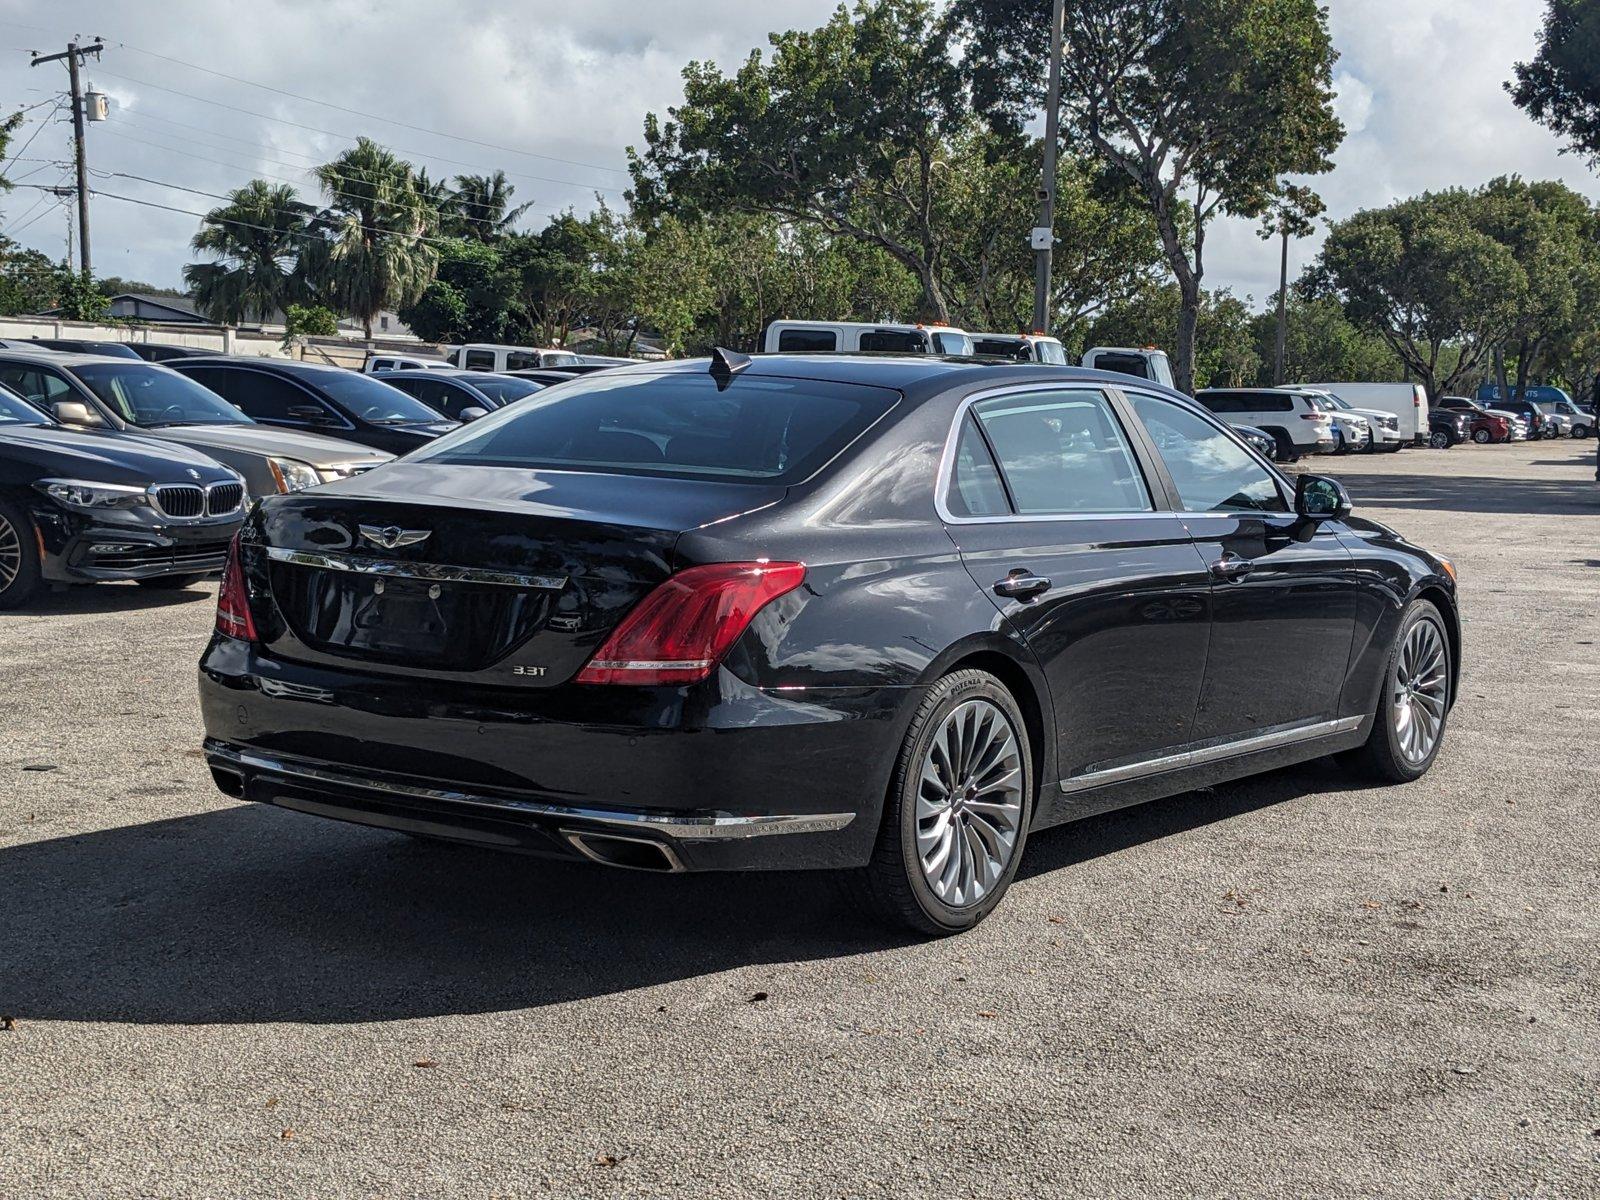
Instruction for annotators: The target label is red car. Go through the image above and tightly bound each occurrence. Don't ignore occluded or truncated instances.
[1464,411,1511,444]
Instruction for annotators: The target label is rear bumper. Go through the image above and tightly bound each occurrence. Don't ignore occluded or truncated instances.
[198,637,916,871]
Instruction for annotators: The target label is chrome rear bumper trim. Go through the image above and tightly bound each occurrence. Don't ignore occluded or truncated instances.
[206,741,855,840]
[264,546,566,591]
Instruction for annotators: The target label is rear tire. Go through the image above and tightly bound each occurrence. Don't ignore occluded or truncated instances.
[849,669,1034,936]
[135,573,210,591]
[1268,430,1299,463]
[0,498,42,611]
[1573,424,1590,439]
[1342,599,1450,784]
[1472,428,1492,444]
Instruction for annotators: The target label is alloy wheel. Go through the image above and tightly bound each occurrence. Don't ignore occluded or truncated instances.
[1429,431,1451,449]
[915,699,1024,908]
[1392,618,1448,765]
[0,510,21,593]
[1473,428,1491,444]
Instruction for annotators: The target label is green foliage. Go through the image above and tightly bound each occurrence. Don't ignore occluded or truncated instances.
[399,238,516,343]
[282,303,339,345]
[953,0,1344,392]
[1510,1,1600,165]
[1250,294,1404,385]
[444,171,535,242]
[1085,282,1261,388]
[53,267,110,322]
[0,245,61,316]
[184,179,314,324]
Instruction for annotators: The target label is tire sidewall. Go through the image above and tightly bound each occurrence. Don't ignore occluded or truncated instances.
[1372,600,1450,781]
[893,672,1033,933]
[0,497,42,611]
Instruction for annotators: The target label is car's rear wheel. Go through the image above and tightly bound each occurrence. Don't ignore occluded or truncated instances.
[851,669,1033,935]
[1343,599,1450,784]
[1268,431,1299,463]
[135,573,210,591]
[0,498,42,611]
[1472,427,1492,444]
[1573,423,1590,438]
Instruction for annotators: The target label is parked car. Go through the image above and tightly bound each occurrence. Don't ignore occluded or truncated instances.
[1288,387,1404,451]
[1297,381,1430,445]
[1234,424,1279,460]
[364,353,454,374]
[1080,346,1176,388]
[1194,387,1337,461]
[128,344,217,363]
[762,321,974,356]
[0,351,390,498]
[1548,398,1593,437]
[199,353,1459,934]
[1304,392,1374,453]
[1473,395,1548,439]
[379,370,544,422]
[169,357,458,455]
[1535,403,1575,437]
[1435,395,1525,441]
[505,369,584,388]
[23,338,144,360]
[0,383,245,608]
[452,343,584,372]
[1427,410,1473,449]
[970,333,1070,364]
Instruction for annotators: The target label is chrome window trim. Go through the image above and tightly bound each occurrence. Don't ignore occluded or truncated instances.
[264,545,567,590]
[934,382,1161,525]
[207,741,856,841]
[1057,716,1364,794]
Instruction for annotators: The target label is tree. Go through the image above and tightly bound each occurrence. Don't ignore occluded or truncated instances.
[1086,282,1259,388]
[954,0,1344,392]
[446,171,534,242]
[1510,1,1600,164]
[183,180,314,324]
[631,0,972,323]
[1247,292,1402,385]
[281,303,338,348]
[1312,190,1526,398]
[0,245,61,316]
[53,266,110,322]
[398,237,519,343]
[306,138,439,339]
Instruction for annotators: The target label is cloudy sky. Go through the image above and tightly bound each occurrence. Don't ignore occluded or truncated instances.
[0,0,1587,308]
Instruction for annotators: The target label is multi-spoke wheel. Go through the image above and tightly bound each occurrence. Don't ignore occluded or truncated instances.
[1343,599,1451,783]
[0,498,42,610]
[852,669,1033,934]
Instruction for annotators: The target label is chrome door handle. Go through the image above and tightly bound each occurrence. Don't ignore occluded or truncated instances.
[993,570,1051,600]
[1209,554,1255,583]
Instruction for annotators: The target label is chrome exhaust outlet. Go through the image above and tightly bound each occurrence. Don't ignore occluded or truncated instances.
[560,829,685,873]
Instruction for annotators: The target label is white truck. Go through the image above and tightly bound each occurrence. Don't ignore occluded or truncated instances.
[762,321,973,356]
[1081,346,1176,389]
[451,343,583,372]
[969,332,1069,364]
[1297,381,1430,445]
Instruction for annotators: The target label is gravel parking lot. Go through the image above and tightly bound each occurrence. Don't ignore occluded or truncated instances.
[3,439,1597,1199]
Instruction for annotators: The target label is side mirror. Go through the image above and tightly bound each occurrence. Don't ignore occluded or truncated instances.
[53,400,99,426]
[1295,474,1352,521]
[459,406,488,422]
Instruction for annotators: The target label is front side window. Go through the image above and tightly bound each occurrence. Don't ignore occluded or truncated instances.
[504,351,539,371]
[1128,393,1287,514]
[1037,341,1068,365]
[410,371,896,485]
[71,362,252,426]
[309,370,448,424]
[971,390,1151,515]
[467,377,541,405]
[971,338,1029,361]
[931,331,973,356]
[180,368,322,423]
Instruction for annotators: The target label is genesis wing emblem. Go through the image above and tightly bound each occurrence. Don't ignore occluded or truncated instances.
[359,524,432,550]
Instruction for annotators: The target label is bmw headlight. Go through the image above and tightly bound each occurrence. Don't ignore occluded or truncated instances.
[267,457,322,493]
[36,479,150,511]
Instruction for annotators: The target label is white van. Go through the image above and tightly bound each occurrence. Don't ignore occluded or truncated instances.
[1297,381,1429,444]
[453,343,584,372]
[364,353,453,374]
[762,321,973,356]
[1082,346,1176,389]
[969,332,1068,364]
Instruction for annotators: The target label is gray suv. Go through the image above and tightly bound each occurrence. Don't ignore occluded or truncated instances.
[0,352,390,497]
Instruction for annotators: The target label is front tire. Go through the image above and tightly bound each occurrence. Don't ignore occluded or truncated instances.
[851,670,1034,935]
[1428,429,1453,450]
[1573,424,1590,439]
[0,498,42,611]
[1343,599,1450,784]
[1472,427,1492,444]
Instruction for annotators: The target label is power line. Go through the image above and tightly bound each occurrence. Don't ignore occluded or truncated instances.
[0,100,65,172]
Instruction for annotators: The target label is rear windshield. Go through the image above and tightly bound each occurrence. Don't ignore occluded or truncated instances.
[410,370,897,484]
[0,385,48,425]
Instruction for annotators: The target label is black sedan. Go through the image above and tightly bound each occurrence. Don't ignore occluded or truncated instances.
[1234,424,1279,460]
[378,369,544,423]
[0,384,245,608]
[199,353,1460,934]
[169,357,458,455]
[1427,410,1472,449]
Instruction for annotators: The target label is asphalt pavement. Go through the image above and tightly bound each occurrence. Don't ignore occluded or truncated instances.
[2,437,1598,1198]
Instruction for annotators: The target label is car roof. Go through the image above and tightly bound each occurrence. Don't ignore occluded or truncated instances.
[174,355,347,376]
[0,348,158,367]
[382,368,518,382]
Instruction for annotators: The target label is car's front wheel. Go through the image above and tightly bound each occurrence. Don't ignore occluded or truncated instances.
[1573,423,1591,438]
[1472,427,1493,444]
[1428,429,1453,449]
[0,498,42,611]
[1343,599,1450,784]
[852,669,1034,935]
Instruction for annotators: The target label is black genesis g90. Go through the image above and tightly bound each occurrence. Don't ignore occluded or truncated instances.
[199,352,1460,933]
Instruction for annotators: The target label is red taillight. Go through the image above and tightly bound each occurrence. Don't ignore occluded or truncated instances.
[575,561,806,686]
[215,534,258,642]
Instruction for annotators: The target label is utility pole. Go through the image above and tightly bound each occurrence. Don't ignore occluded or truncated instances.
[1273,225,1289,386]
[30,38,104,279]
[1030,0,1066,335]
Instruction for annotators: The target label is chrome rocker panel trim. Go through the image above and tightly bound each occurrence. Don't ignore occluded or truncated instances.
[205,741,857,840]
[265,545,566,591]
[1057,716,1364,794]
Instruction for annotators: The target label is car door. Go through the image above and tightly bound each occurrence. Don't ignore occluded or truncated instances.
[1121,390,1359,743]
[941,386,1214,805]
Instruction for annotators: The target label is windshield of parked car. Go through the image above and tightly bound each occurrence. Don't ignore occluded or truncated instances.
[466,377,544,405]
[72,362,253,426]
[0,384,49,425]
[410,370,897,484]
[310,370,451,424]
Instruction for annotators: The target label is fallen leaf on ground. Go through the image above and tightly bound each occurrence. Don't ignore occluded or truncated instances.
[976,1010,998,1019]
[748,992,768,1004]
[594,1154,627,1168]
[279,1129,294,1140]
[413,1058,439,1069]
[1,1015,15,1031]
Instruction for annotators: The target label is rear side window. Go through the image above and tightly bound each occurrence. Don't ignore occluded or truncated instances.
[1090,352,1152,379]
[410,371,897,485]
[972,338,1030,361]
[859,330,926,353]
[947,415,1010,517]
[462,350,495,371]
[777,329,837,352]
[971,390,1151,515]
[183,368,327,423]
[505,351,540,371]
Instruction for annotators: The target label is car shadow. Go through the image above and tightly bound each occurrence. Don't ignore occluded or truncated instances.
[0,581,216,619]
[1322,471,1600,516]
[1,761,1353,1026]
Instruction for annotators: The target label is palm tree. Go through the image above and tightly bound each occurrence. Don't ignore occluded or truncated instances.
[183,180,313,324]
[307,138,439,338]
[446,170,534,242]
